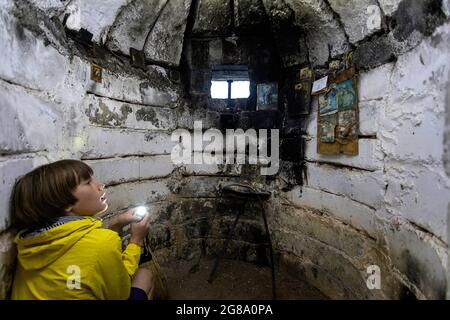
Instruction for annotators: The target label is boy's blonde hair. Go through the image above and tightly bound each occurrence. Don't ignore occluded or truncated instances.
[11,159,93,230]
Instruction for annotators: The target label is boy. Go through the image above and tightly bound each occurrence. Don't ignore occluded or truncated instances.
[10,159,154,300]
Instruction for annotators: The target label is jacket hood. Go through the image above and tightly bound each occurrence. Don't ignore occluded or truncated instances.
[15,217,103,271]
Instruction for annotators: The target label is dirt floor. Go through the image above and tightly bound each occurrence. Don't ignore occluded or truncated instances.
[161,257,328,300]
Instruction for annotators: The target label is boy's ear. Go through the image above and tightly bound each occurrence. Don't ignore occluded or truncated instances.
[64,206,73,214]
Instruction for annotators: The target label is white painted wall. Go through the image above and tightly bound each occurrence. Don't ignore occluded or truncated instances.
[0,3,184,234]
[0,1,207,297]
[63,0,132,43]
[298,23,450,297]
[444,41,450,301]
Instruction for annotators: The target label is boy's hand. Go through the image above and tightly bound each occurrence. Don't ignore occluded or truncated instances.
[107,208,140,232]
[119,208,141,224]
[130,213,151,247]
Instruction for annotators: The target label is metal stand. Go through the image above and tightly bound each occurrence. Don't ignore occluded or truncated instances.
[207,184,276,300]
[139,237,153,264]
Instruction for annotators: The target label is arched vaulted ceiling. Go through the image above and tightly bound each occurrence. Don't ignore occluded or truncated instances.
[24,0,442,68]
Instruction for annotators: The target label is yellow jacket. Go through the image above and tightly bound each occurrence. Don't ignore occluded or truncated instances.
[11,217,141,300]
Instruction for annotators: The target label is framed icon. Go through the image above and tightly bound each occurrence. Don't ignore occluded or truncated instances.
[257,83,278,111]
[90,63,102,83]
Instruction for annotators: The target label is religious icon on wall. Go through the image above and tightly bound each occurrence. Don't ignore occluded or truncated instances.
[300,68,313,79]
[336,109,357,144]
[292,82,311,115]
[316,64,359,156]
[336,79,356,111]
[319,84,338,115]
[329,60,341,71]
[319,114,337,143]
[257,83,278,111]
[90,64,102,83]
[289,67,313,117]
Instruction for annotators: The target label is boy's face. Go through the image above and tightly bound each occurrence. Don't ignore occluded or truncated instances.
[70,176,108,216]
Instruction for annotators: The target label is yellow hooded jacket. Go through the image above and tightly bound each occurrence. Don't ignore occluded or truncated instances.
[11,217,141,300]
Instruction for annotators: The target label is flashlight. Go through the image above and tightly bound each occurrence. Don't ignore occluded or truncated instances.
[134,206,148,221]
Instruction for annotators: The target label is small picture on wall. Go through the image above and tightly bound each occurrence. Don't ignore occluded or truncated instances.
[300,67,314,79]
[319,85,338,115]
[316,64,359,156]
[90,64,102,83]
[319,113,337,143]
[257,83,278,111]
[291,81,312,116]
[336,79,356,111]
[336,110,358,143]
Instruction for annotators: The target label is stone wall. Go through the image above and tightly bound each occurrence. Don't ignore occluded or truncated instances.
[284,22,450,299]
[444,36,450,302]
[0,0,248,299]
[0,0,200,298]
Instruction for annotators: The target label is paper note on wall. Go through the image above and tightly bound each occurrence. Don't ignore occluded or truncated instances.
[311,76,328,94]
